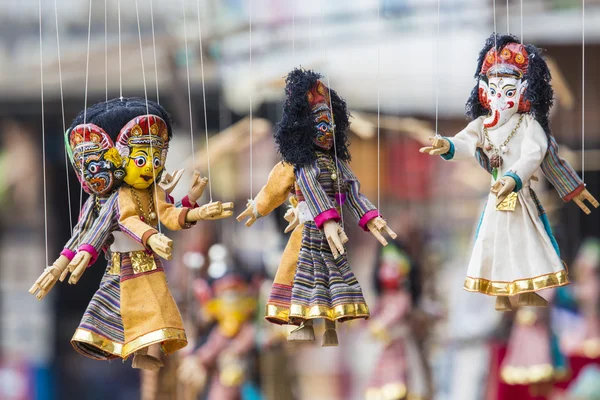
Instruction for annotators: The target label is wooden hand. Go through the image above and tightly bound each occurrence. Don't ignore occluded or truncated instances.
[66,251,93,285]
[159,169,185,194]
[491,176,516,205]
[187,201,234,222]
[419,137,451,156]
[29,255,70,300]
[147,233,173,260]
[283,206,300,233]
[236,201,258,227]
[367,216,397,246]
[187,170,208,204]
[573,189,599,215]
[323,220,348,259]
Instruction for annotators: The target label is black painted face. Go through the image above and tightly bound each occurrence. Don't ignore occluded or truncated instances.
[81,149,125,195]
[312,104,335,150]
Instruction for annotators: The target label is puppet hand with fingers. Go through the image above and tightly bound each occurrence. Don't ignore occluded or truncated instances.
[236,200,260,227]
[159,169,185,194]
[187,201,234,222]
[283,206,300,234]
[29,255,71,300]
[573,189,599,215]
[63,251,93,285]
[419,137,451,156]
[367,216,397,246]
[323,220,349,259]
[147,233,173,260]
[491,176,516,205]
[187,171,209,205]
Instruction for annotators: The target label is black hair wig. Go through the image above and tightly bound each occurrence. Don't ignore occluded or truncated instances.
[274,68,351,166]
[69,97,173,141]
[465,34,554,136]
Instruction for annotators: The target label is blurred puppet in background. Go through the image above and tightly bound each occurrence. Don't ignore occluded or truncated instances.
[366,240,429,400]
[420,34,598,311]
[237,68,397,346]
[30,98,233,370]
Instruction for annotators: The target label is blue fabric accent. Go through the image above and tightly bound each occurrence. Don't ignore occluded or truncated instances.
[540,213,560,257]
[475,201,487,240]
[504,171,523,192]
[555,286,578,311]
[440,138,455,160]
[242,383,263,400]
[550,332,568,371]
[33,366,54,400]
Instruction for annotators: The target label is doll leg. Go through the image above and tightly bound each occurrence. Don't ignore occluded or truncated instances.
[495,296,513,311]
[322,319,339,347]
[288,319,315,342]
[517,292,548,307]
[132,345,165,371]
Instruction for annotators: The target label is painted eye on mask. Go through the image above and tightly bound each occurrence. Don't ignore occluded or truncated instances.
[153,157,161,169]
[88,164,99,174]
[505,89,516,98]
[134,156,146,168]
[490,88,497,96]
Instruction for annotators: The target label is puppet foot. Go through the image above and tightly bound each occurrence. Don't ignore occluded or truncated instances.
[132,352,164,371]
[288,320,315,342]
[322,319,339,347]
[495,296,513,312]
[518,292,548,307]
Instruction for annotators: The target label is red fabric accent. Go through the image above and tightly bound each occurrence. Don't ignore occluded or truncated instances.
[181,195,199,209]
[314,208,341,229]
[60,249,76,261]
[563,184,585,202]
[77,244,99,266]
[359,209,380,231]
[167,194,175,204]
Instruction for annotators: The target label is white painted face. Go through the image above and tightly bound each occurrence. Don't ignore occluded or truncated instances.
[481,76,527,130]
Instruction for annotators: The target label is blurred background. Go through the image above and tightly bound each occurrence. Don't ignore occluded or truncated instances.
[1,0,599,399]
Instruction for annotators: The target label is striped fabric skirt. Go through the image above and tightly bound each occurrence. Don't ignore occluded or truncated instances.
[71,250,187,360]
[288,221,369,323]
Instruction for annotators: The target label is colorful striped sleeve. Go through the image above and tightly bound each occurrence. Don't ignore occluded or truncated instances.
[338,161,378,230]
[63,196,95,252]
[540,133,585,201]
[76,191,120,260]
[295,162,340,229]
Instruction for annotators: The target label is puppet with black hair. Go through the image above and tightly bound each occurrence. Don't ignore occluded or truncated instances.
[30,97,232,371]
[420,35,589,311]
[238,68,396,346]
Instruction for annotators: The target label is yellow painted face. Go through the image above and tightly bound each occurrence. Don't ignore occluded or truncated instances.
[123,146,164,189]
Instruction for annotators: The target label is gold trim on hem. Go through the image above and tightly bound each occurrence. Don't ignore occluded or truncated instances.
[265,304,291,325]
[463,269,569,296]
[500,364,567,385]
[289,303,370,322]
[121,327,187,358]
[71,328,123,359]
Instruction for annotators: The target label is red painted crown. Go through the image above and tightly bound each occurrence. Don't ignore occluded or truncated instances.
[480,42,529,78]
[116,115,169,161]
[307,81,331,107]
[69,124,114,165]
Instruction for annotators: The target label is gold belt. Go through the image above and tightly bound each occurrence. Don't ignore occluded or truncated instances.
[108,250,157,275]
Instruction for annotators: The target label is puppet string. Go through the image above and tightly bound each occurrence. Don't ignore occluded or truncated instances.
[506,0,509,33]
[249,0,254,199]
[150,0,160,103]
[319,2,344,227]
[582,0,585,183]
[376,0,381,214]
[39,0,49,266]
[520,0,523,42]
[434,0,440,137]
[182,0,196,175]
[105,0,108,104]
[196,0,213,202]
[54,0,73,233]
[292,0,295,61]
[135,0,162,234]
[118,0,123,100]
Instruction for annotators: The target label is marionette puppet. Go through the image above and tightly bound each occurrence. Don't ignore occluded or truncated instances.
[178,272,258,400]
[366,241,428,400]
[420,34,592,311]
[55,99,233,370]
[28,98,208,299]
[237,68,397,346]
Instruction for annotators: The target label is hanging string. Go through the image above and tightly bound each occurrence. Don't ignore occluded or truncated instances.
[319,2,344,227]
[506,0,509,33]
[520,0,523,42]
[150,0,160,103]
[54,0,73,233]
[292,0,295,61]
[582,0,585,183]
[118,0,123,99]
[196,0,214,202]
[376,0,381,214]
[135,0,162,233]
[247,0,255,203]
[434,0,441,137]
[182,0,196,172]
[39,0,49,267]
[493,0,498,79]
[105,0,108,104]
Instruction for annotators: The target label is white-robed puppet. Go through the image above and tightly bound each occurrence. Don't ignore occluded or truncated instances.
[420,35,594,311]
